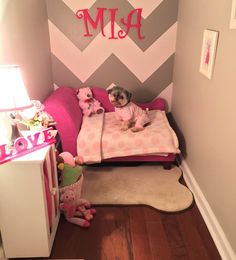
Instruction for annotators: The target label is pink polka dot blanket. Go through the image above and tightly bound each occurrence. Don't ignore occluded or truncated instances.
[76,110,180,164]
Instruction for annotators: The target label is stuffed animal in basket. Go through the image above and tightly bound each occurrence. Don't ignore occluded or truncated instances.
[60,189,96,227]
[76,87,104,117]
[57,152,84,187]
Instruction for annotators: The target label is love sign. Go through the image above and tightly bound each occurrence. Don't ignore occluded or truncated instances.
[0,127,56,165]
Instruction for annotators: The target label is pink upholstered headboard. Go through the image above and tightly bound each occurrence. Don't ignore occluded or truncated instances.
[44,87,82,155]
[44,86,166,156]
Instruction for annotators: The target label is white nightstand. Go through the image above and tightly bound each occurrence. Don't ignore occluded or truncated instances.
[0,144,60,258]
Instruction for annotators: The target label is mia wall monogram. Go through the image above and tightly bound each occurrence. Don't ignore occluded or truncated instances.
[76,8,144,40]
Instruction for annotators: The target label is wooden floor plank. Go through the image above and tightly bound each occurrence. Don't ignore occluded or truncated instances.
[129,206,152,260]
[191,204,222,260]
[144,206,172,260]
[177,207,213,260]
[160,212,190,259]
[99,206,133,260]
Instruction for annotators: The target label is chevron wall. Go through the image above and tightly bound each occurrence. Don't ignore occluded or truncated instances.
[46,0,178,103]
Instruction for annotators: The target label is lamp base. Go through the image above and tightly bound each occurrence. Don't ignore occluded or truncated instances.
[11,123,21,145]
[0,112,12,147]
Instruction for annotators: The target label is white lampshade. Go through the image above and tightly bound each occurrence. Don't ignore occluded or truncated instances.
[0,65,32,111]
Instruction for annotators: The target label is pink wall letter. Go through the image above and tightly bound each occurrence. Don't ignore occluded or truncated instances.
[76,8,106,37]
[119,8,144,39]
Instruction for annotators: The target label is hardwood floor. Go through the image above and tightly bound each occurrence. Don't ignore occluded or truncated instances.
[46,201,221,260]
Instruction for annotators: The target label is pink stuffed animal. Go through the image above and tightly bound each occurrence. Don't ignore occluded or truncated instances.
[76,87,104,116]
[60,189,96,227]
[59,151,84,166]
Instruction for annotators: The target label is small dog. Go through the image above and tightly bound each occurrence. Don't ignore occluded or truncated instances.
[107,86,150,132]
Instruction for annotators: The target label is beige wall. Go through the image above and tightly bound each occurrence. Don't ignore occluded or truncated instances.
[0,0,53,101]
[172,0,236,256]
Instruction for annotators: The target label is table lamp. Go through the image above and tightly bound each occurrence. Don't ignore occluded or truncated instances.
[0,65,32,146]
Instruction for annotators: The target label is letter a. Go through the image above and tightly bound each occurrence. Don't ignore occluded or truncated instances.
[119,8,144,40]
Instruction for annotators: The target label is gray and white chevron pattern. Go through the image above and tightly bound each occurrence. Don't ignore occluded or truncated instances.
[46,0,178,102]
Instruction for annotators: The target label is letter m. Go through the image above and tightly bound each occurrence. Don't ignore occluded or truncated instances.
[76,8,106,37]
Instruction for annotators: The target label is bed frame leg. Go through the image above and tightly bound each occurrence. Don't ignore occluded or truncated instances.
[163,162,172,170]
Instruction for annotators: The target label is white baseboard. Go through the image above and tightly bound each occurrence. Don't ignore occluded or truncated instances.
[179,159,236,260]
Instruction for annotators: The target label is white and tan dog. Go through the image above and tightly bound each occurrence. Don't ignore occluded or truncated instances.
[107,86,150,132]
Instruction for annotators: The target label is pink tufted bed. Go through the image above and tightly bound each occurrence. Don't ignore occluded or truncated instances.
[43,87,180,169]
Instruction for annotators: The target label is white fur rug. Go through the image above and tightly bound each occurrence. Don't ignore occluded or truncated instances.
[81,164,193,212]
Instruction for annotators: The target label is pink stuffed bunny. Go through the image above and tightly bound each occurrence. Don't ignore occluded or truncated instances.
[60,189,96,227]
[76,87,104,116]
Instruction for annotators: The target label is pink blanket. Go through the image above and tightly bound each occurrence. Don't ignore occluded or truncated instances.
[77,110,180,164]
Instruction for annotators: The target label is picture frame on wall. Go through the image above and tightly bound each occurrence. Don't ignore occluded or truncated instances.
[230,0,236,29]
[199,29,219,80]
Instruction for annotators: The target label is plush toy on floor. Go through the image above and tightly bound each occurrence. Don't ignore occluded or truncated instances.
[57,151,96,227]
[60,189,96,228]
[76,87,104,117]
[57,152,84,187]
